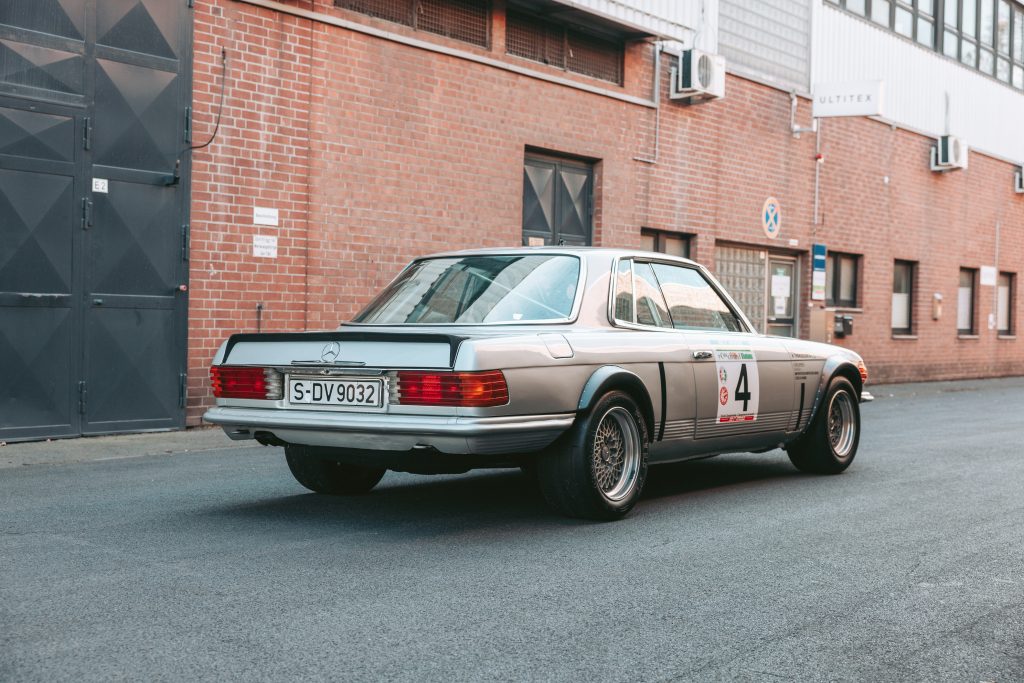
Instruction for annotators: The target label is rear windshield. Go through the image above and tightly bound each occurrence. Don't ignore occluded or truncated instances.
[353,255,581,325]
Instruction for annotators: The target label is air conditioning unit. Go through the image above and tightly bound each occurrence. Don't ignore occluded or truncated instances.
[1015,166,1024,193]
[670,49,725,102]
[930,134,968,171]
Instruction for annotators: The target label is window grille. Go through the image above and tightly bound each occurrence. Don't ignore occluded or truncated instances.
[335,0,490,48]
[506,11,623,84]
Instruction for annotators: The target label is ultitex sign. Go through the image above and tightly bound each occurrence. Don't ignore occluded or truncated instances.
[812,81,884,118]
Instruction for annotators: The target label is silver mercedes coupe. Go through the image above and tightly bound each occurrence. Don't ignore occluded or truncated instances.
[205,248,867,520]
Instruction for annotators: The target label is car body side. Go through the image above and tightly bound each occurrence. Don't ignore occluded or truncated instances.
[204,249,864,470]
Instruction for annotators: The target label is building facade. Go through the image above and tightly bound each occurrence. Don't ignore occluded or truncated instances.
[0,0,1021,439]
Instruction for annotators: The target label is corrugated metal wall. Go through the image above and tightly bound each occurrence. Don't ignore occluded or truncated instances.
[553,0,719,50]
[718,0,812,91]
[813,4,1024,162]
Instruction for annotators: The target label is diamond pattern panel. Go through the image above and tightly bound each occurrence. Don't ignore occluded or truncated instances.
[98,0,179,60]
[93,59,177,171]
[0,306,73,432]
[0,106,75,161]
[557,167,590,240]
[0,0,86,41]
[0,168,73,294]
[0,39,85,96]
[89,180,177,296]
[85,307,177,426]
[522,162,554,236]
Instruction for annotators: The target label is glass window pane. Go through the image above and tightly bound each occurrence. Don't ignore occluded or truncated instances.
[640,232,655,252]
[847,0,866,15]
[650,263,743,332]
[998,56,1011,79]
[663,236,689,258]
[918,0,934,15]
[997,1,1010,52]
[826,257,836,303]
[945,0,958,26]
[840,256,857,302]
[981,0,994,43]
[614,259,634,323]
[633,262,672,328]
[1013,65,1023,88]
[1015,12,1024,60]
[964,0,977,35]
[918,17,935,46]
[997,273,1011,332]
[873,0,892,24]
[944,29,960,56]
[896,6,914,34]
[962,39,978,65]
[980,47,995,72]
[958,269,974,333]
[892,262,912,330]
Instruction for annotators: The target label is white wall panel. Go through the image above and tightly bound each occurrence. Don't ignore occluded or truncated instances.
[720,0,811,91]
[551,0,718,50]
[813,4,1024,162]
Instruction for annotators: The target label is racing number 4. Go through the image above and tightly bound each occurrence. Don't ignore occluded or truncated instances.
[735,363,751,412]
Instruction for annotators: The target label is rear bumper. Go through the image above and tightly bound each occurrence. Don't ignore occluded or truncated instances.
[203,406,575,455]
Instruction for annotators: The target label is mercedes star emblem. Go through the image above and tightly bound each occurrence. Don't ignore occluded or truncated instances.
[320,342,341,363]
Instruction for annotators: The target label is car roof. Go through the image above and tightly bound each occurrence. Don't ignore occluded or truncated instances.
[418,246,701,268]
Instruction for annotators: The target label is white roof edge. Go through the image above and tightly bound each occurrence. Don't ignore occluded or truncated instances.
[549,0,696,43]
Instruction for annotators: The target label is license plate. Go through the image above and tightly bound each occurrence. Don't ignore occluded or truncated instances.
[288,378,385,408]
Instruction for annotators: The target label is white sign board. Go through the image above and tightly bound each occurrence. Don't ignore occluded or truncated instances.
[253,235,278,258]
[812,81,884,118]
[253,206,279,226]
[980,266,997,286]
[92,178,109,193]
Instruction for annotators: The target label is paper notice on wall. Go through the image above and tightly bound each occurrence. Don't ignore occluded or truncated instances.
[812,270,827,301]
[771,274,791,297]
[253,207,279,226]
[773,297,787,316]
[253,235,277,258]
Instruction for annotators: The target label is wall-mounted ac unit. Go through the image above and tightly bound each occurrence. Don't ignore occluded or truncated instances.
[930,135,968,172]
[670,49,725,102]
[1015,166,1024,193]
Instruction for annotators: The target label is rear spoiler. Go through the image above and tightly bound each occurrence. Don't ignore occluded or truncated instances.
[222,331,468,367]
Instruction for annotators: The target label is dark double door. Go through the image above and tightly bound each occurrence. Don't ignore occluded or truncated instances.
[0,0,192,440]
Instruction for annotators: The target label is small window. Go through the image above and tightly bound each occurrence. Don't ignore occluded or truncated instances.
[650,263,744,332]
[640,229,691,259]
[892,260,915,334]
[958,267,977,334]
[614,258,634,323]
[335,0,491,48]
[998,272,1015,334]
[825,252,860,307]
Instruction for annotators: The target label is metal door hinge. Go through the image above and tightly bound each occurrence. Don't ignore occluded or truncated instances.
[181,223,190,261]
[184,106,192,144]
[81,198,92,229]
[179,373,188,409]
[83,117,91,150]
[78,381,87,415]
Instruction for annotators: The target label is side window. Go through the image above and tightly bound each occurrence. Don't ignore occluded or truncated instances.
[613,259,634,323]
[633,262,672,328]
[650,263,744,332]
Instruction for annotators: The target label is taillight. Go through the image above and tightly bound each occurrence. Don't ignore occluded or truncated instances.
[856,360,868,384]
[210,366,283,400]
[397,370,509,407]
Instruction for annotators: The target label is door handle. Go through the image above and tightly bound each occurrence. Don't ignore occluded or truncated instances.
[692,350,713,360]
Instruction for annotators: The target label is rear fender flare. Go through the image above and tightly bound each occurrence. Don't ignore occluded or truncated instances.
[577,366,656,437]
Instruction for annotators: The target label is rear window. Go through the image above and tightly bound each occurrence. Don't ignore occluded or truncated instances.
[353,254,581,324]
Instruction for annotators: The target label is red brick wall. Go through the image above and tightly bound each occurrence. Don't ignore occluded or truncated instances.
[187,0,1024,422]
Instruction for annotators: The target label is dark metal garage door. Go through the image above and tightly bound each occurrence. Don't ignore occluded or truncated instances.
[0,0,192,441]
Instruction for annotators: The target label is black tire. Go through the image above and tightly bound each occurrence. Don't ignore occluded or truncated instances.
[284,445,386,494]
[537,391,649,521]
[787,377,860,474]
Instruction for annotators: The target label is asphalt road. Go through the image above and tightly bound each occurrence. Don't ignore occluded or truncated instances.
[2,378,1023,682]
